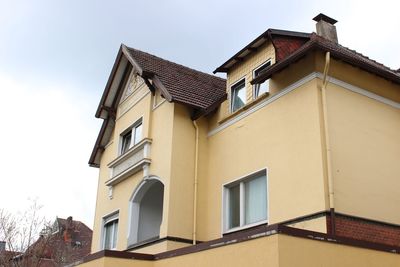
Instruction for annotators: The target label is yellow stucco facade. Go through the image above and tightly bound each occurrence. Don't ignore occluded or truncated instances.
[82,17,400,266]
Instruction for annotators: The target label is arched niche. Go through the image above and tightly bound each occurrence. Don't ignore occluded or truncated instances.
[128,176,164,246]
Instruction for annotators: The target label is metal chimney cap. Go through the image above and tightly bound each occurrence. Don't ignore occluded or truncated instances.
[313,13,338,25]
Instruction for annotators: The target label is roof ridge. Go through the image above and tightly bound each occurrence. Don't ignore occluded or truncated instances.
[126,46,226,82]
[311,33,399,74]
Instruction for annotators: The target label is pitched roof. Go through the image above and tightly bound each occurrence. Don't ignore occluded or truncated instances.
[214,29,310,73]
[126,47,227,111]
[22,217,92,265]
[95,45,226,120]
[90,46,226,167]
[252,33,400,85]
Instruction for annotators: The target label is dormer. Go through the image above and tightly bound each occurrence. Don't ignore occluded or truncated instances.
[214,29,310,116]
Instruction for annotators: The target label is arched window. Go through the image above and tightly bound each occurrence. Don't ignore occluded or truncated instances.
[128,177,164,246]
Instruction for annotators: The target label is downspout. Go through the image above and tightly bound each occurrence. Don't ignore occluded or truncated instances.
[192,120,199,245]
[321,51,336,235]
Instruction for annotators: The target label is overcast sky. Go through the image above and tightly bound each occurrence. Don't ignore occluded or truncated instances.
[0,0,399,228]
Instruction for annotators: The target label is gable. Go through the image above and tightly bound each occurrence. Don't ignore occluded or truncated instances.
[120,71,146,103]
[90,45,226,167]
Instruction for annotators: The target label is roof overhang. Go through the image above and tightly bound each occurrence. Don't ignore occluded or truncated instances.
[251,37,400,85]
[214,29,310,74]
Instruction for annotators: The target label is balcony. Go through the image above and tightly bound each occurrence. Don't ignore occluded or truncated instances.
[106,138,152,186]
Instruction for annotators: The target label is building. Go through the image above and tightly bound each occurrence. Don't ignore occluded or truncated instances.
[13,217,92,267]
[79,14,400,266]
[0,241,21,266]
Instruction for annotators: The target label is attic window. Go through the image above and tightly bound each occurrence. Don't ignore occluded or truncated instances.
[253,60,271,99]
[231,79,246,112]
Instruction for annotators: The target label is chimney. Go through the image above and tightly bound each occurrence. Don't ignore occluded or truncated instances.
[0,241,6,251]
[313,13,338,43]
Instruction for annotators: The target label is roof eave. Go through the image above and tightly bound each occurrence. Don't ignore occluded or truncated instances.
[88,118,115,168]
[214,29,311,74]
[251,41,400,85]
[191,92,228,120]
[95,46,124,118]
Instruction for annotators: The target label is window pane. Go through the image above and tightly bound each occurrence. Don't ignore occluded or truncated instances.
[104,222,112,249]
[104,220,118,249]
[254,62,271,98]
[112,220,118,249]
[254,80,269,97]
[228,184,240,229]
[121,132,132,154]
[245,175,267,224]
[134,123,142,145]
[231,81,246,112]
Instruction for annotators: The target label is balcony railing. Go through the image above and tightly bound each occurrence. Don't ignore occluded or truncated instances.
[106,138,152,186]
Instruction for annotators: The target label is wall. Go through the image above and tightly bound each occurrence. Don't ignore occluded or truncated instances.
[286,215,327,233]
[327,214,400,246]
[325,72,400,224]
[202,78,327,240]
[91,82,176,252]
[278,234,400,267]
[167,104,196,240]
[79,234,400,267]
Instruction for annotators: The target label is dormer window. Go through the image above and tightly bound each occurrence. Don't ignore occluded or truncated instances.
[120,120,143,155]
[253,61,271,99]
[231,79,246,112]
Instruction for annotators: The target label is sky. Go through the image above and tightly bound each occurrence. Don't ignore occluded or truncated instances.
[0,0,399,228]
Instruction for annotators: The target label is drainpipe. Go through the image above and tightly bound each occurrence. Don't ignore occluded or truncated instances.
[321,51,336,235]
[192,120,199,245]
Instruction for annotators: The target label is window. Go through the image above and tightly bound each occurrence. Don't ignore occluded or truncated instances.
[120,120,143,155]
[253,61,271,99]
[224,170,267,232]
[103,213,118,249]
[231,79,246,112]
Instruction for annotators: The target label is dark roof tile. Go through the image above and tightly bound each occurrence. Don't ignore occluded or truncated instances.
[126,47,226,111]
[252,33,400,85]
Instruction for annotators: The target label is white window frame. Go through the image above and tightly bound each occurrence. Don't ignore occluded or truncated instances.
[230,78,246,113]
[253,60,271,99]
[119,118,143,155]
[222,168,268,234]
[101,211,119,250]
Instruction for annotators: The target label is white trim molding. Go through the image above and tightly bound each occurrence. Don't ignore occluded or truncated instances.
[209,72,400,137]
[127,176,165,246]
[106,138,152,186]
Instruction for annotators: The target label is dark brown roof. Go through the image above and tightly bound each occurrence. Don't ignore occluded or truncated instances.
[126,47,226,111]
[252,33,400,85]
[90,46,226,167]
[214,29,310,73]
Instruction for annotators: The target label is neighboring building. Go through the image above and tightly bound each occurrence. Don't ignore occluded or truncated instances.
[79,14,400,266]
[15,217,92,267]
[0,241,21,266]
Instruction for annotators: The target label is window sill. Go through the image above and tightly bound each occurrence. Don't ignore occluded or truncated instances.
[126,236,160,251]
[223,220,268,236]
[219,92,270,125]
